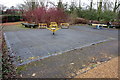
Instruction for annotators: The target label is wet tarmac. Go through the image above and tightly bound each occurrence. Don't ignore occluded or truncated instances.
[4,26,118,66]
[18,40,118,78]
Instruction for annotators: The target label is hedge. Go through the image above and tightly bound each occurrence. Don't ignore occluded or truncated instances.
[2,15,23,23]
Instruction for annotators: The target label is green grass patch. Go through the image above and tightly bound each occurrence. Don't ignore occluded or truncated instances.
[16,65,27,74]
[2,24,30,32]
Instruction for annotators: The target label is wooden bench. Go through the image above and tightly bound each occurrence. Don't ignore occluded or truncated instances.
[91,24,108,29]
[92,24,107,27]
[38,23,47,29]
[60,23,69,29]
[21,23,38,28]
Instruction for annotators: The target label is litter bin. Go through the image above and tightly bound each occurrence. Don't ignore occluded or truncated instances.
[96,25,100,29]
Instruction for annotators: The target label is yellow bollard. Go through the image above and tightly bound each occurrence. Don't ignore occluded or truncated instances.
[47,22,61,35]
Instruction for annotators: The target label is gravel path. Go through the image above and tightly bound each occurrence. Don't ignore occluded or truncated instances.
[0,22,23,26]
[75,56,119,78]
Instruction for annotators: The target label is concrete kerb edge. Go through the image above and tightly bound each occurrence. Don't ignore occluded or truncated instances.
[4,33,19,66]
[0,31,3,79]
[3,33,13,55]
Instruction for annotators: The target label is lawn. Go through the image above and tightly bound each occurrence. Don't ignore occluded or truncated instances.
[2,24,30,32]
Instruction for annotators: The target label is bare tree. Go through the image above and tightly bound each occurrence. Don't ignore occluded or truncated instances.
[79,0,81,8]
[0,4,6,11]
[90,0,93,11]
[97,0,103,21]
[103,0,113,11]
[24,0,39,10]
[0,4,6,15]
[57,0,64,9]
[16,4,25,10]
[46,1,57,8]
[103,0,107,11]
[118,10,120,19]
[113,0,120,12]
[17,0,43,10]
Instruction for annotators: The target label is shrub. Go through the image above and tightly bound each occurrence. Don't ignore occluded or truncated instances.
[2,15,22,23]
[100,11,117,21]
[75,18,89,24]
[23,7,69,25]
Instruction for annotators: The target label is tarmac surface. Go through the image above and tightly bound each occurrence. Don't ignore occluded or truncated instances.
[17,39,118,78]
[4,26,118,66]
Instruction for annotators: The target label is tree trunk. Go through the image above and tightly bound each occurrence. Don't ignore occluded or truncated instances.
[32,2,35,10]
[97,0,102,21]
[113,0,120,13]
[104,1,107,11]
[79,0,81,8]
[118,10,120,20]
[90,0,93,11]
[57,0,64,9]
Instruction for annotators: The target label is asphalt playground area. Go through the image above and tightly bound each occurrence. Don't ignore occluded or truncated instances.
[4,25,118,66]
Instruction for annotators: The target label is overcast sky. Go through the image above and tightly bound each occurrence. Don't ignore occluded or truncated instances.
[0,0,117,8]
